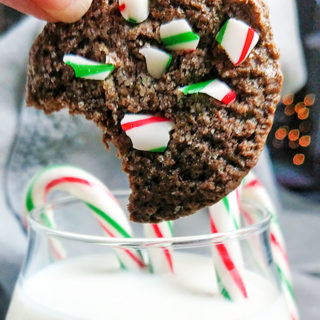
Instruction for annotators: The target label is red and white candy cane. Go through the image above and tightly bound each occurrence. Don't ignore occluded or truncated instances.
[143,222,174,274]
[121,114,174,153]
[118,0,149,24]
[216,18,259,66]
[241,172,299,320]
[180,79,236,105]
[24,165,146,270]
[209,190,248,301]
[160,19,200,52]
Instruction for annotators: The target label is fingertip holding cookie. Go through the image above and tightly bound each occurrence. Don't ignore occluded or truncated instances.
[40,0,93,23]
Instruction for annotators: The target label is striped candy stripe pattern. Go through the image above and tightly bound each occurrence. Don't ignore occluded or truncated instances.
[143,221,175,274]
[216,18,259,66]
[121,114,174,152]
[63,54,115,80]
[24,165,145,270]
[118,0,149,23]
[237,186,271,276]
[180,79,236,105]
[160,19,200,51]
[139,46,172,79]
[209,190,248,301]
[241,172,299,320]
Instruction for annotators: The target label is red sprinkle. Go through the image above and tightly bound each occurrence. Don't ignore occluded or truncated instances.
[119,3,126,12]
[183,49,196,54]
[221,90,236,105]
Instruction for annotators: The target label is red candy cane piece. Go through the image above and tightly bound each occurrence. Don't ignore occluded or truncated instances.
[121,114,174,152]
[216,18,259,66]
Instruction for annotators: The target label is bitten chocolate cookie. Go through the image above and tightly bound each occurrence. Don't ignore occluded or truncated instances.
[26,0,282,223]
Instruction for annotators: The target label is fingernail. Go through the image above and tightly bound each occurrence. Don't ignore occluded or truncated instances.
[44,0,93,23]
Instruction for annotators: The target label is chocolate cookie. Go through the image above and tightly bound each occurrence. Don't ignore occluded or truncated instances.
[26,0,282,223]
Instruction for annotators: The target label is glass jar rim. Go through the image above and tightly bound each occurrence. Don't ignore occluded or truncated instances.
[28,195,271,249]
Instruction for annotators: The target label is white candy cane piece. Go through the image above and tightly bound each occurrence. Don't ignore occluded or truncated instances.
[24,165,145,270]
[180,79,236,105]
[160,19,200,51]
[143,221,174,274]
[121,114,174,152]
[63,54,115,80]
[241,172,299,320]
[119,0,149,24]
[139,46,172,79]
[216,18,259,66]
[209,190,248,301]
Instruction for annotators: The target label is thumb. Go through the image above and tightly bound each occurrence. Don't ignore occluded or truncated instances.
[36,0,93,23]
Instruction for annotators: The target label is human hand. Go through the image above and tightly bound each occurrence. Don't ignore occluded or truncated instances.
[1,0,93,23]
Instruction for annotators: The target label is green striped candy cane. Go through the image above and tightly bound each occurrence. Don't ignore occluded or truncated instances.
[143,221,175,274]
[63,54,115,80]
[240,172,299,320]
[160,19,200,52]
[179,79,237,105]
[24,165,145,270]
[209,189,248,300]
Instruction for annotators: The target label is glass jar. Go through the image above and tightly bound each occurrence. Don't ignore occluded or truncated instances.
[6,195,291,320]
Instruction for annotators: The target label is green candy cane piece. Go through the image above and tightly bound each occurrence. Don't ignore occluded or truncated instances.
[63,54,115,80]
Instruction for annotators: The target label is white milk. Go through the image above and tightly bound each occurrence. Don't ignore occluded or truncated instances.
[6,253,290,320]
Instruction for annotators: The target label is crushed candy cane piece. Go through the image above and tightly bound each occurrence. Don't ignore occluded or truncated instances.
[139,46,172,79]
[160,19,200,51]
[216,18,259,66]
[63,54,115,80]
[121,114,174,152]
[180,79,236,105]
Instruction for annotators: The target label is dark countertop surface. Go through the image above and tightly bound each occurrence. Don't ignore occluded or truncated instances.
[0,5,23,35]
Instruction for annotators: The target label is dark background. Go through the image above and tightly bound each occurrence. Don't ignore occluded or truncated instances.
[267,0,320,201]
[0,5,22,34]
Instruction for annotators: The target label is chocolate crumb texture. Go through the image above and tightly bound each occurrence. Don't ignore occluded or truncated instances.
[26,0,282,223]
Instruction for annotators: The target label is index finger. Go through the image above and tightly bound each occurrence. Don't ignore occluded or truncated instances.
[1,0,92,22]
